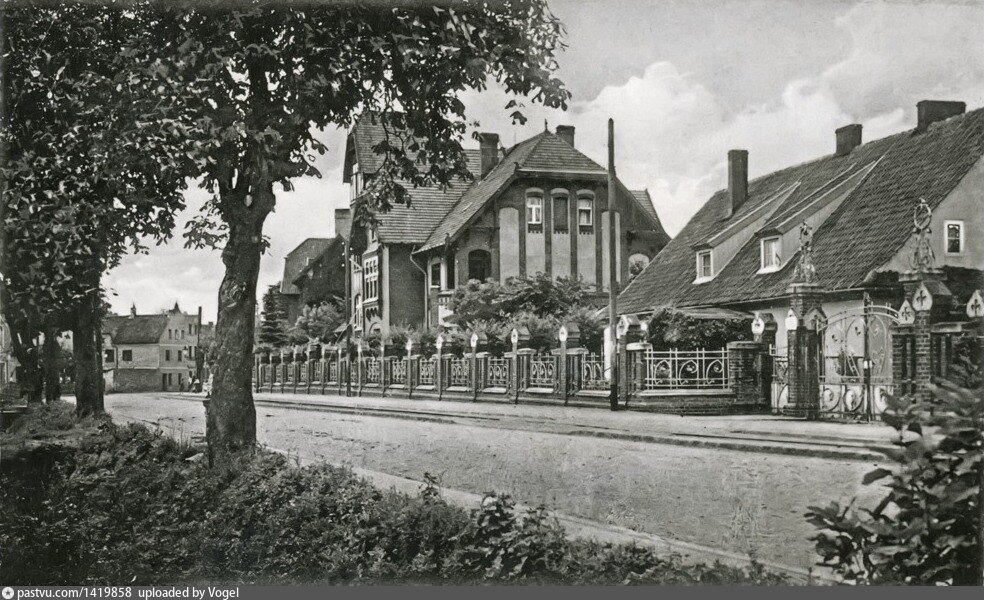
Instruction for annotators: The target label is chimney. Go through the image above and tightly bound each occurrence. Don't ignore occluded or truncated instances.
[478,132,500,177]
[835,124,862,156]
[916,100,965,132]
[556,125,575,147]
[334,208,352,239]
[726,149,749,218]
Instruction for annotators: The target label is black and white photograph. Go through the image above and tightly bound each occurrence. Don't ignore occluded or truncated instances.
[1,0,982,590]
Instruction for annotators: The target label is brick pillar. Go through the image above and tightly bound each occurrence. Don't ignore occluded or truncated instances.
[786,282,824,418]
[899,269,952,403]
[753,315,777,407]
[727,341,768,410]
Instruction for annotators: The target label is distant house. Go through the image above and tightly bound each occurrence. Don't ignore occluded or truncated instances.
[619,100,984,348]
[278,237,337,325]
[342,116,671,335]
[102,303,201,392]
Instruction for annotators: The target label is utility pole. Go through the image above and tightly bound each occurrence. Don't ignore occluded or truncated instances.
[195,306,203,387]
[607,118,619,412]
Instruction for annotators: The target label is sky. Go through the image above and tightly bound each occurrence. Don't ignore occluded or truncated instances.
[103,0,984,322]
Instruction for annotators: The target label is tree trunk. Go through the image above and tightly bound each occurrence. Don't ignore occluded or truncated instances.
[73,292,104,416]
[207,188,271,453]
[42,322,61,403]
[8,319,42,403]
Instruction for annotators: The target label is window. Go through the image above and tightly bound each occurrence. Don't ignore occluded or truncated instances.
[695,250,713,282]
[468,250,492,282]
[577,193,594,230]
[429,262,441,289]
[165,349,172,362]
[168,329,172,339]
[363,256,379,301]
[122,349,132,362]
[104,349,115,363]
[189,324,193,334]
[445,259,455,289]
[945,220,964,254]
[760,237,781,272]
[178,350,183,362]
[552,191,569,232]
[526,191,543,230]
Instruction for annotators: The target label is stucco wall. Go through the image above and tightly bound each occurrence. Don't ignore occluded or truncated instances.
[499,207,521,281]
[386,244,426,330]
[111,369,160,393]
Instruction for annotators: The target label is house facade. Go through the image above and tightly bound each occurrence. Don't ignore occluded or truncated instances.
[342,117,671,335]
[103,303,201,392]
[618,100,984,414]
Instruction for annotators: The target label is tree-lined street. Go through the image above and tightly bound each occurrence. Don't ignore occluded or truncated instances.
[106,392,886,570]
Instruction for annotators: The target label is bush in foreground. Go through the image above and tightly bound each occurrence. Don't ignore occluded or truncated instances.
[1,405,784,585]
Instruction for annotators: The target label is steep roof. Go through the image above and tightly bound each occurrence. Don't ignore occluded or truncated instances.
[366,149,482,245]
[619,106,984,314]
[292,236,344,284]
[104,315,168,345]
[418,130,666,252]
[281,238,332,295]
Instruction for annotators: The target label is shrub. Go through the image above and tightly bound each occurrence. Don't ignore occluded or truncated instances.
[645,307,751,351]
[805,381,983,585]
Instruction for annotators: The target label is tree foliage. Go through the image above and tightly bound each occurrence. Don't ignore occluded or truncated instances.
[289,301,343,345]
[257,285,289,348]
[806,373,983,585]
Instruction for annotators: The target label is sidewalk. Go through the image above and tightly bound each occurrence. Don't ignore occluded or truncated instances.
[191,390,898,461]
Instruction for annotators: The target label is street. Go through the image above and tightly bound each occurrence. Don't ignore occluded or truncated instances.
[106,392,887,571]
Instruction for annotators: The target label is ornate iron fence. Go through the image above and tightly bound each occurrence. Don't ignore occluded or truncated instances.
[446,357,470,388]
[527,355,555,389]
[580,353,609,390]
[390,358,408,385]
[486,357,511,388]
[771,353,788,412]
[418,357,436,386]
[640,348,729,390]
[364,358,381,385]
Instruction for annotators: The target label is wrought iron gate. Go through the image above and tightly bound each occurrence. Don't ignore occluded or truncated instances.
[816,297,900,418]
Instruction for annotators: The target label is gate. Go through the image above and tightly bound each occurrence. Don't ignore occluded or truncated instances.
[816,298,900,418]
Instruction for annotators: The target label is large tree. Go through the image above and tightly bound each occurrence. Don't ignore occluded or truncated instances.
[129,1,571,451]
[1,4,201,412]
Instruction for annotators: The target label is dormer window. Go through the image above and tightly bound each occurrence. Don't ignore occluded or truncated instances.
[695,250,713,283]
[759,236,781,273]
[945,220,964,254]
[526,189,543,232]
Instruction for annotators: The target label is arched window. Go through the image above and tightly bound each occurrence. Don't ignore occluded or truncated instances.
[526,188,543,232]
[468,249,492,282]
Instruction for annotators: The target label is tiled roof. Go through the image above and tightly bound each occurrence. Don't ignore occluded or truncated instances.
[292,237,343,284]
[104,315,167,345]
[418,131,666,252]
[629,189,666,235]
[619,106,984,314]
[367,149,482,244]
[281,238,333,295]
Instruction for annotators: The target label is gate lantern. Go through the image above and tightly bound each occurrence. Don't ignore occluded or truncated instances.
[784,308,799,331]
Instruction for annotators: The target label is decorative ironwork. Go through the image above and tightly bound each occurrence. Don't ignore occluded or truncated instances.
[364,357,381,385]
[390,358,408,385]
[580,353,609,390]
[327,360,339,383]
[792,221,817,284]
[486,357,511,388]
[641,349,729,390]
[817,304,899,417]
[908,198,936,271]
[418,358,436,386]
[447,357,470,388]
[771,354,789,412]
[528,356,555,389]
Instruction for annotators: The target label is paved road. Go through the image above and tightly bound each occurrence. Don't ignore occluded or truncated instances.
[106,392,887,571]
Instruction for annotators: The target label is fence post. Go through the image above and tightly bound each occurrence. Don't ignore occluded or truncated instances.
[435,334,445,401]
[380,343,388,396]
[405,339,415,399]
[357,342,364,397]
[336,346,345,397]
[751,313,778,408]
[469,332,486,402]
[898,269,952,404]
[786,282,824,418]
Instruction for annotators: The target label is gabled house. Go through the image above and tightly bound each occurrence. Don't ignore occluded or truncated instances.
[278,237,336,325]
[342,116,671,334]
[102,303,201,392]
[619,100,984,348]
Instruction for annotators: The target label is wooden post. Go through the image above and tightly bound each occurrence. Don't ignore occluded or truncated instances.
[607,118,619,412]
